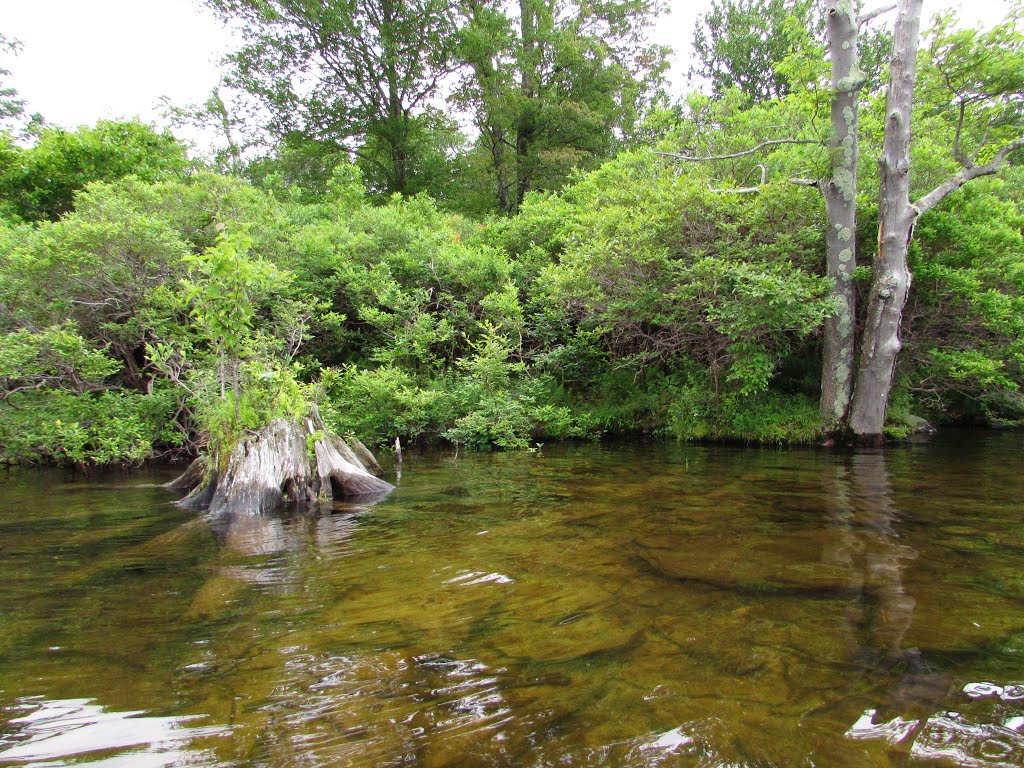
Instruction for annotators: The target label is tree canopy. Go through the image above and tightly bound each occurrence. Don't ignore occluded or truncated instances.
[203,0,666,212]
[0,120,190,222]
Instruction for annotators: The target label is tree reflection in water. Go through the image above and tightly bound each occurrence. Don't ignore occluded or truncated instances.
[826,451,1024,766]
[206,503,371,588]
[824,450,918,670]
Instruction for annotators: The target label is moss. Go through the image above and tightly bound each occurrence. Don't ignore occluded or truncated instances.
[836,68,867,93]
[832,361,851,419]
[834,167,856,202]
[836,304,853,339]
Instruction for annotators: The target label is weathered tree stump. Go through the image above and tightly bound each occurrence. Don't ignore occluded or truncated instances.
[167,408,393,516]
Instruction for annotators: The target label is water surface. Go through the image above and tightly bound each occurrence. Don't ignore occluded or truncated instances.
[2,433,1024,766]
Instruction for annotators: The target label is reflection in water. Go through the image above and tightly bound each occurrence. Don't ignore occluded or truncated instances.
[0,697,224,766]
[829,452,1024,766]
[208,504,372,587]
[824,451,918,667]
[912,714,1024,768]
[212,503,372,558]
[848,707,1024,768]
[249,650,518,767]
[4,436,1024,767]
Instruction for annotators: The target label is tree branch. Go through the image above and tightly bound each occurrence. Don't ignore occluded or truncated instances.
[914,136,1024,215]
[952,100,967,164]
[859,3,897,25]
[699,164,772,194]
[707,185,763,194]
[654,139,822,163]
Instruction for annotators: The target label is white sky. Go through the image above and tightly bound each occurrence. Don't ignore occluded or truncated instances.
[0,0,1014,144]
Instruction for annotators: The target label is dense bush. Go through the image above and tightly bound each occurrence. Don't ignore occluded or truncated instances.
[0,106,1022,466]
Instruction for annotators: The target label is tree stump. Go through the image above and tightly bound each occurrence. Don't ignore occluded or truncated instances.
[167,408,393,516]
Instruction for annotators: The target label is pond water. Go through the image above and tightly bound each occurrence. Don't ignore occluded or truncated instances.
[2,432,1024,767]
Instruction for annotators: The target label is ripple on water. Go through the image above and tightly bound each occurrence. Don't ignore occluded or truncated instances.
[248,649,517,767]
[0,697,226,766]
[845,679,1024,767]
[5,435,1024,767]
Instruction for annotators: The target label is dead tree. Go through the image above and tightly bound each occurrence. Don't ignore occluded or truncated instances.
[848,0,1024,443]
[168,406,393,516]
[664,0,1023,443]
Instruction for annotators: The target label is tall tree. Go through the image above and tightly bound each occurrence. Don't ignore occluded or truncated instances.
[206,0,460,197]
[456,0,667,214]
[848,0,1024,442]
[690,0,819,102]
[817,1,863,431]
[162,86,261,175]
[0,34,25,128]
[674,0,1024,441]
[690,0,893,103]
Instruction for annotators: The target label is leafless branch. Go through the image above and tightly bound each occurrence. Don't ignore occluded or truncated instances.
[654,139,822,163]
[914,136,1024,215]
[707,185,762,194]
[744,164,768,186]
[705,163,769,193]
[859,3,897,25]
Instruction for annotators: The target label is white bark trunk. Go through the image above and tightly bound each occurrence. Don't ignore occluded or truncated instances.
[849,0,924,443]
[821,1,864,432]
[170,409,393,516]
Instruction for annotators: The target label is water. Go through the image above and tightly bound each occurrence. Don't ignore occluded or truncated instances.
[1,433,1024,767]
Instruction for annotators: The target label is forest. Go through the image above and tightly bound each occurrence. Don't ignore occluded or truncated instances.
[1,0,1023,469]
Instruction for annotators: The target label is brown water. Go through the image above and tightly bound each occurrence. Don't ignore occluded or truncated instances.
[2,433,1024,767]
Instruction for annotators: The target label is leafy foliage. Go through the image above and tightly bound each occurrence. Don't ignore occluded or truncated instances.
[0,33,25,128]
[0,324,179,466]
[691,0,819,102]
[455,0,668,213]
[0,121,190,221]
[2,0,1024,467]
[207,0,460,198]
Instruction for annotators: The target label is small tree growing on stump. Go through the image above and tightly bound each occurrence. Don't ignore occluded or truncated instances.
[163,227,393,514]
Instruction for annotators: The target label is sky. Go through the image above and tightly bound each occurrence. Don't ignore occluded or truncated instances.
[0,0,1015,145]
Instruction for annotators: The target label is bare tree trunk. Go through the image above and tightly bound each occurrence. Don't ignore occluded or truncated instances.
[820,1,864,433]
[514,0,541,212]
[849,0,924,444]
[459,0,514,215]
[381,0,409,196]
[491,125,512,214]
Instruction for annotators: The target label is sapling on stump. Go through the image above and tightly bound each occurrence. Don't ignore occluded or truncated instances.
[168,408,392,516]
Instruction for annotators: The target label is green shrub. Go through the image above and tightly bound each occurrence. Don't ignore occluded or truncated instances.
[0,389,178,466]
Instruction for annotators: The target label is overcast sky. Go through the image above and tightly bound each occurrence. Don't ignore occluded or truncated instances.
[0,0,1013,143]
